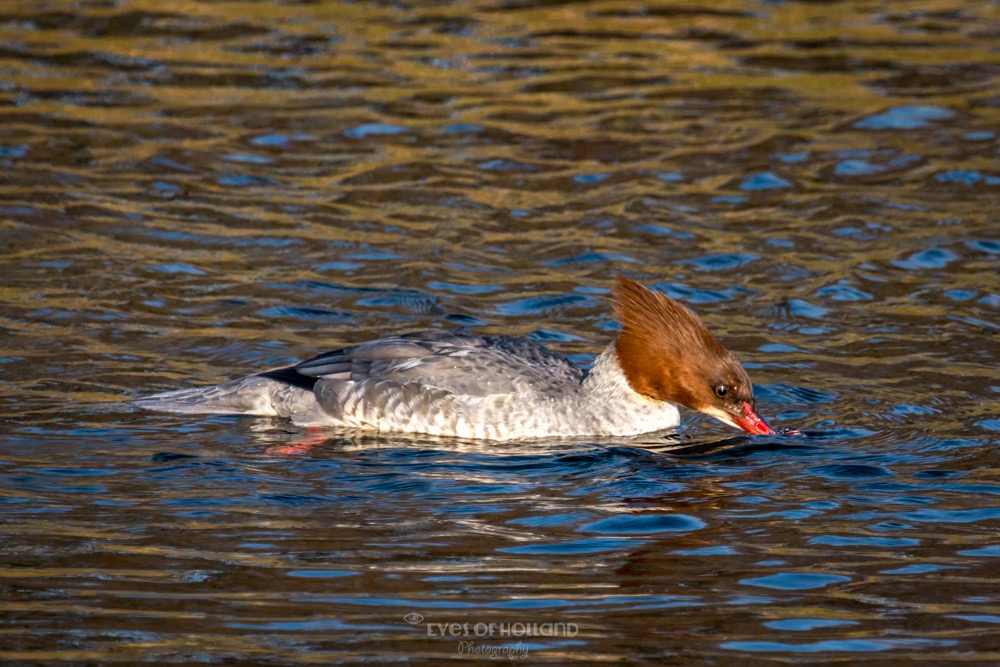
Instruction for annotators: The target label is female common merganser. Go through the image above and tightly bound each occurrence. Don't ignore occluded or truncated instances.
[136,277,774,440]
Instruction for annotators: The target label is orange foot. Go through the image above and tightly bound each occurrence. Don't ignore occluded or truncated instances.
[265,427,330,455]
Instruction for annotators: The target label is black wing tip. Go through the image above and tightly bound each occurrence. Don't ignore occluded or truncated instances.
[258,366,319,391]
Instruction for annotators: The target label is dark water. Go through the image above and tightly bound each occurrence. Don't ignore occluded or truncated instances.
[2,0,999,663]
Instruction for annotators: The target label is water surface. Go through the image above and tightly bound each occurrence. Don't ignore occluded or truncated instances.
[1,0,999,663]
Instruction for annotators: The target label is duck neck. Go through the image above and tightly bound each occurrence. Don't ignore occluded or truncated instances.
[575,343,681,436]
[583,343,643,401]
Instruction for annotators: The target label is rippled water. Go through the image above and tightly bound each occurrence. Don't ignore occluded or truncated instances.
[2,0,999,663]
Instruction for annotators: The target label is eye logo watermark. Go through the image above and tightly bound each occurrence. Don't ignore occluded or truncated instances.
[403,612,579,660]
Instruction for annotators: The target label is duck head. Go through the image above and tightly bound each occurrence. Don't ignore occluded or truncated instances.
[612,276,774,435]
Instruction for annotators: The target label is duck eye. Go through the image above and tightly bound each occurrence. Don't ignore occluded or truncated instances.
[715,384,728,398]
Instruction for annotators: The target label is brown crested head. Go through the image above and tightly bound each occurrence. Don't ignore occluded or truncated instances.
[611,276,773,435]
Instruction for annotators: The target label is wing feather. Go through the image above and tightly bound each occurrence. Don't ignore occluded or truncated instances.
[262,331,584,399]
